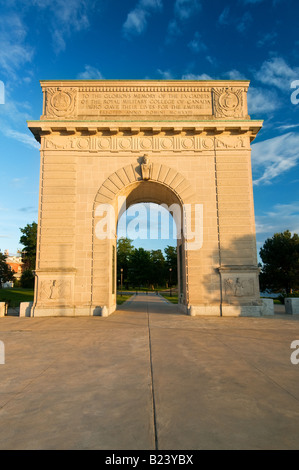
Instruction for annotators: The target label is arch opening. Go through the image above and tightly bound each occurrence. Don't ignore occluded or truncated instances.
[117,202,178,301]
[92,180,188,315]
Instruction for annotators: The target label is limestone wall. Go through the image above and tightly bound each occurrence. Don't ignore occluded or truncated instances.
[28,80,263,316]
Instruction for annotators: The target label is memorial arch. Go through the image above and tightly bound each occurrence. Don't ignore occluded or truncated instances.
[28,79,263,317]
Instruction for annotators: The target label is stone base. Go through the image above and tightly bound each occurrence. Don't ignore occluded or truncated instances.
[32,306,77,317]
[285,298,299,315]
[221,305,261,317]
[0,302,6,317]
[188,304,262,317]
[32,304,116,317]
[260,298,274,315]
[188,305,221,316]
[92,305,116,317]
[20,302,33,317]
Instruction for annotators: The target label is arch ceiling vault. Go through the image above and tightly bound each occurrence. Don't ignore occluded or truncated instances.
[28,80,263,317]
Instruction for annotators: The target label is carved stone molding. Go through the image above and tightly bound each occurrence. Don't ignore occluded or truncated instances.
[43,87,77,119]
[212,87,245,118]
[219,265,260,303]
[38,279,71,301]
[141,155,152,180]
[39,80,251,120]
[216,135,247,149]
[94,162,195,206]
[42,135,250,152]
[224,277,255,298]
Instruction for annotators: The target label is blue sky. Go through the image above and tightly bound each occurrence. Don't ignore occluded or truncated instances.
[0,0,298,258]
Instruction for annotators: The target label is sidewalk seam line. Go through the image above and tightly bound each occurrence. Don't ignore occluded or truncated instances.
[147,300,159,451]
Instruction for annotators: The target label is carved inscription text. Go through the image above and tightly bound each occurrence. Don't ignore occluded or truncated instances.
[78,90,212,117]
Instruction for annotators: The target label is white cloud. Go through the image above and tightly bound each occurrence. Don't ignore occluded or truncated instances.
[182,69,246,81]
[224,69,247,80]
[0,1,93,58]
[123,0,163,38]
[28,0,91,52]
[251,132,299,185]
[0,90,39,149]
[188,32,207,53]
[11,177,28,188]
[166,0,201,43]
[157,69,175,79]
[247,86,281,114]
[0,12,27,41]
[256,32,277,48]
[255,57,299,91]
[0,13,33,78]
[236,11,253,33]
[77,65,104,80]
[0,91,33,122]
[174,0,201,21]
[140,0,163,8]
[206,55,217,66]
[3,129,40,149]
[0,43,33,78]
[0,91,31,118]
[166,19,182,42]
[218,7,230,25]
[123,9,148,36]
[276,123,299,131]
[242,0,264,4]
[255,203,299,239]
[218,7,253,32]
[182,73,213,80]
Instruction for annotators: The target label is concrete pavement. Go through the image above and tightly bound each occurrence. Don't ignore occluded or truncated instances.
[0,293,299,450]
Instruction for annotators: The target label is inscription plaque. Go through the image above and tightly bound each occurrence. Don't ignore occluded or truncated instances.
[78,90,212,117]
[40,81,249,120]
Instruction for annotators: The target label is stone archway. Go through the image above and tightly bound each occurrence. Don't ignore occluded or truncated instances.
[28,79,263,317]
[91,163,195,315]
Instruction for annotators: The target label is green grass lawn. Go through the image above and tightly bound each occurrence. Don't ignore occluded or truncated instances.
[160,294,178,304]
[0,288,34,308]
[117,294,134,305]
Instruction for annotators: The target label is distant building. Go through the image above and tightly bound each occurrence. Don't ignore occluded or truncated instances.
[4,250,24,281]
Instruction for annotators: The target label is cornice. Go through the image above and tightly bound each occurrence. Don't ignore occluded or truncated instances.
[27,120,263,143]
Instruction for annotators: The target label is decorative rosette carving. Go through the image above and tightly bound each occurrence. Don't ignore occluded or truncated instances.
[212,87,244,118]
[44,87,77,118]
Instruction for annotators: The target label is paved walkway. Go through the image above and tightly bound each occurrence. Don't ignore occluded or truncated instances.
[0,293,299,450]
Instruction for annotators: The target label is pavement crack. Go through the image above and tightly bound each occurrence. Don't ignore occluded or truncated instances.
[0,359,58,411]
[214,333,299,403]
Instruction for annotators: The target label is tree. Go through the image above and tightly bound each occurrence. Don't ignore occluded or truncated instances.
[20,269,35,289]
[117,237,134,286]
[164,245,177,286]
[19,222,37,270]
[116,238,178,289]
[259,230,299,294]
[128,248,152,287]
[0,252,15,288]
[150,249,166,287]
